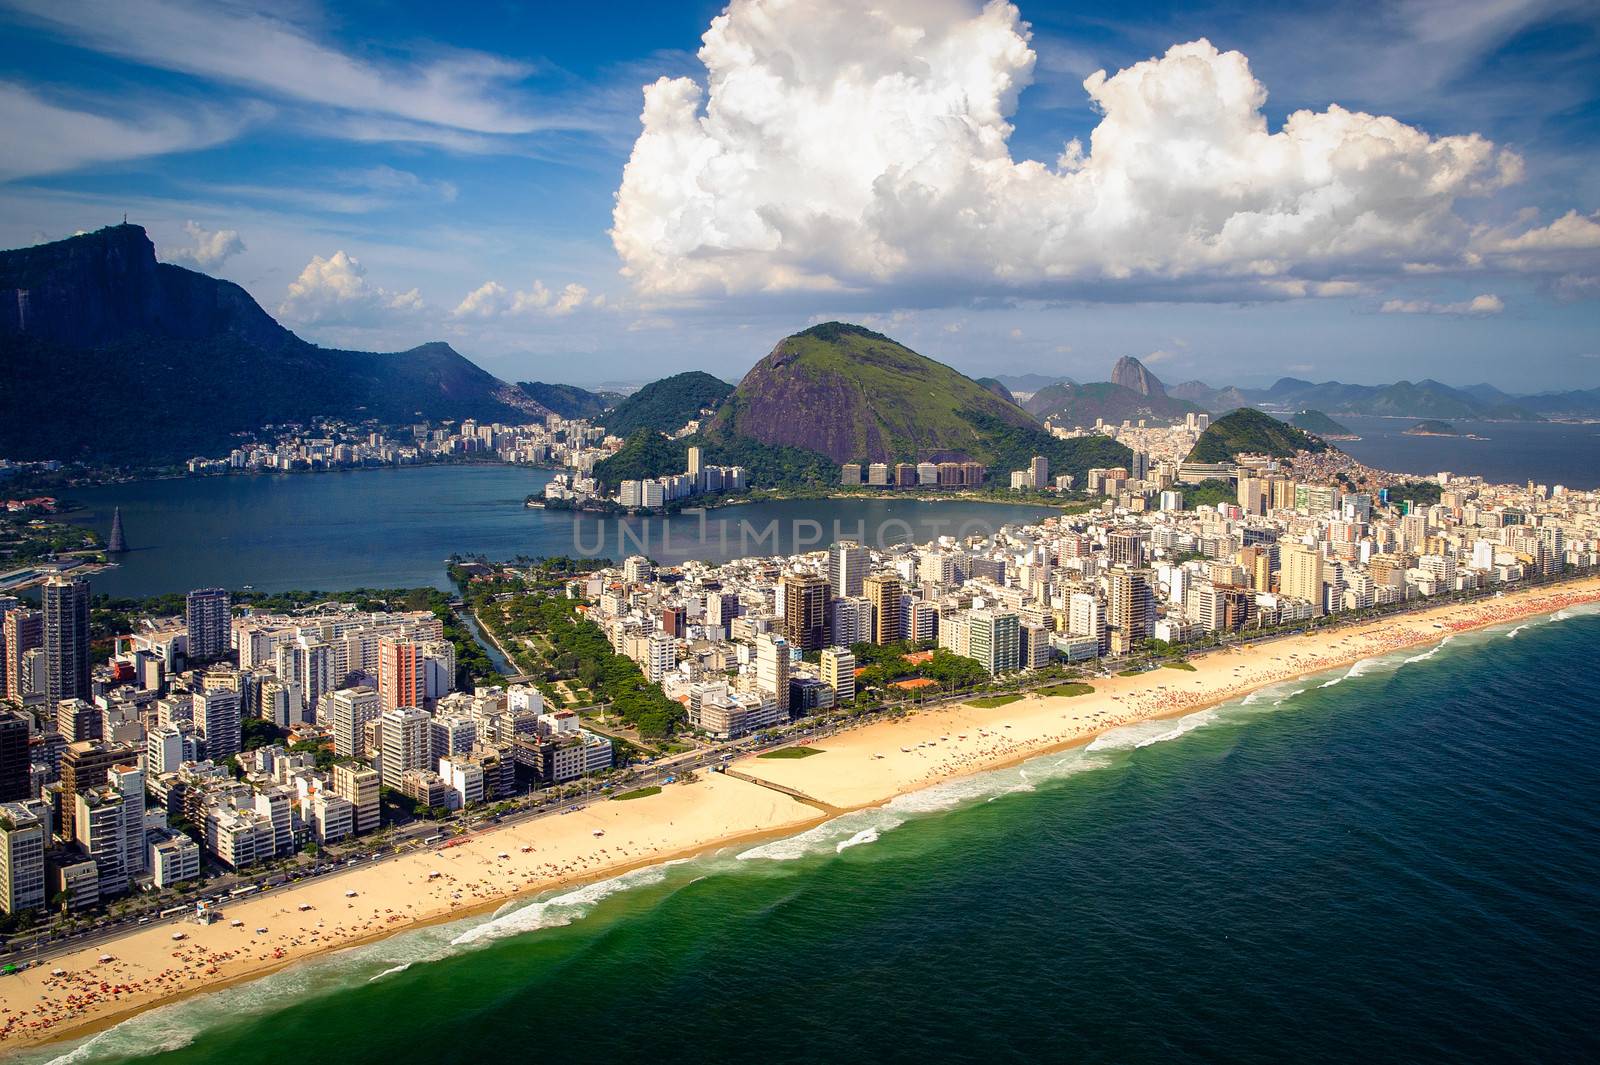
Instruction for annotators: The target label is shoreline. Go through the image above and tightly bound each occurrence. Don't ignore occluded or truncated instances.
[3,575,1598,1053]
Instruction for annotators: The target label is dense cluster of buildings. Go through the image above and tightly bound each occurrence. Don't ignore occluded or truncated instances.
[183,415,616,477]
[0,580,613,921]
[545,445,749,511]
[1048,411,1213,466]
[839,460,988,489]
[576,459,1598,740]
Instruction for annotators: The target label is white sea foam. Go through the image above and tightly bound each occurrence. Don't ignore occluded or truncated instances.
[450,860,685,947]
[836,828,880,852]
[368,962,412,982]
[1085,709,1220,752]
[1404,636,1452,663]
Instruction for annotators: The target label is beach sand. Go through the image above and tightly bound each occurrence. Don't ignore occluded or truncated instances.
[3,576,1597,1051]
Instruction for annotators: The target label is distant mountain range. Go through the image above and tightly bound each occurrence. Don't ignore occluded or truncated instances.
[1023,356,1206,427]
[993,372,1075,395]
[0,225,549,464]
[1171,375,1600,421]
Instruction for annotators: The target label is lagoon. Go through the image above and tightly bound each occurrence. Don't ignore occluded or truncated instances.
[64,466,1056,598]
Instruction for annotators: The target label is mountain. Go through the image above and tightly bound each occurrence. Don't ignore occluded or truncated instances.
[976,377,1017,404]
[719,322,1037,464]
[1188,408,1330,463]
[516,381,621,420]
[1169,380,1252,412]
[713,323,1130,481]
[0,224,548,463]
[1253,378,1540,421]
[1287,410,1353,436]
[994,372,1073,394]
[1110,355,1165,398]
[1023,381,1203,427]
[600,370,732,437]
[1512,387,1600,418]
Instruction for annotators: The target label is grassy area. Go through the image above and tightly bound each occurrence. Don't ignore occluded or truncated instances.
[757,746,824,760]
[1117,668,1143,677]
[612,786,662,801]
[1037,682,1096,697]
[1161,660,1198,672]
[968,694,1022,708]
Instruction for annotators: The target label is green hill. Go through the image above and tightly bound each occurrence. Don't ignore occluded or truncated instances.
[1288,409,1352,436]
[1405,420,1458,436]
[976,377,1017,404]
[600,371,732,437]
[1188,408,1330,463]
[516,381,620,420]
[719,322,1047,465]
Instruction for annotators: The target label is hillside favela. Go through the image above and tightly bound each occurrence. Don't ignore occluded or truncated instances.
[1,2,1599,1063]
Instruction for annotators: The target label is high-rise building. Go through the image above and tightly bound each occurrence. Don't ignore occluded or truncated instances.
[0,711,30,801]
[3,608,43,704]
[1029,455,1049,490]
[646,632,677,683]
[827,540,869,599]
[780,574,829,651]
[1279,541,1326,615]
[755,635,790,719]
[194,687,242,762]
[1107,569,1154,648]
[967,609,1021,675]
[1067,592,1107,655]
[0,802,46,914]
[379,706,431,788]
[42,576,91,709]
[378,637,425,712]
[1106,530,1145,569]
[328,686,382,759]
[185,588,232,662]
[58,740,137,841]
[864,573,903,645]
[333,763,380,834]
[819,647,856,705]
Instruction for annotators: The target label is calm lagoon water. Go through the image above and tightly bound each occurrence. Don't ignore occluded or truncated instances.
[65,467,1056,598]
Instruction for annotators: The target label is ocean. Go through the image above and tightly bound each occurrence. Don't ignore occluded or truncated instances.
[61,467,1055,598]
[28,607,1600,1064]
[1329,415,1600,488]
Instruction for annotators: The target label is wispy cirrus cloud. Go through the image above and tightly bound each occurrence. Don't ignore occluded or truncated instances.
[3,0,545,135]
[0,81,257,181]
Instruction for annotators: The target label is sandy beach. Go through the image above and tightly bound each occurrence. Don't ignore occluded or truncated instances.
[3,576,1597,1052]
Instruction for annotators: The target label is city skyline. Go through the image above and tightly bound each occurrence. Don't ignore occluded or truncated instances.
[0,0,1597,389]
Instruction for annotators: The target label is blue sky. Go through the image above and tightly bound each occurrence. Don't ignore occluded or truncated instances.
[1,0,1598,392]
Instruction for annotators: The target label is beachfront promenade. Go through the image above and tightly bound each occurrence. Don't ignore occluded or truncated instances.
[2,575,1597,1050]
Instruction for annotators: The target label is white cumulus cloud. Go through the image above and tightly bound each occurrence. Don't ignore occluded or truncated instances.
[1380,293,1504,315]
[451,280,593,318]
[168,220,244,269]
[610,0,1527,301]
[277,251,422,325]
